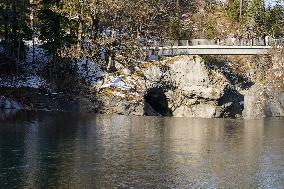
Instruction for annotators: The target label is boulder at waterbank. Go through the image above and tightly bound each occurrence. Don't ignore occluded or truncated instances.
[243,84,284,118]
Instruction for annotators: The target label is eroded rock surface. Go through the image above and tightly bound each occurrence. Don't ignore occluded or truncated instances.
[2,55,281,119]
[98,56,244,118]
[142,56,242,118]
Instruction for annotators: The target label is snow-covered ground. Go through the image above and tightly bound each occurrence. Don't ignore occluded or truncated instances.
[0,75,46,89]
[1,39,137,94]
[0,39,49,89]
[101,76,132,90]
[23,39,50,73]
[77,59,104,86]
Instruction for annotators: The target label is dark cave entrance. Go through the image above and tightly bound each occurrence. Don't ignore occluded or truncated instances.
[144,87,172,116]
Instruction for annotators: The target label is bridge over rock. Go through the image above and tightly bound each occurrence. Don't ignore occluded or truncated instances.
[151,45,271,55]
[145,38,282,57]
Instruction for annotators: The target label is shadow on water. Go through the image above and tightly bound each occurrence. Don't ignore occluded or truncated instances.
[0,112,283,188]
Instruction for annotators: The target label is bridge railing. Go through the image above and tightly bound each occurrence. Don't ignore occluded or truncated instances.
[148,38,283,47]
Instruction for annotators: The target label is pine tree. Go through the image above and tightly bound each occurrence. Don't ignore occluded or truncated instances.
[246,0,266,34]
[0,0,32,65]
[38,0,79,58]
[269,2,284,38]
[227,0,241,22]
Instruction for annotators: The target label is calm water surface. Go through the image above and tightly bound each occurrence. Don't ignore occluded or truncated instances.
[0,111,283,188]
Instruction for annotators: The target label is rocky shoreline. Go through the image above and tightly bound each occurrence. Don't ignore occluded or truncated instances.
[1,55,283,119]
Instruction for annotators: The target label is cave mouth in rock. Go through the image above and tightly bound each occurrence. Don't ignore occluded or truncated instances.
[144,87,172,116]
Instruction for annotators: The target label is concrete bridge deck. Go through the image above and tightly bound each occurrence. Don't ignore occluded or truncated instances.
[147,45,272,55]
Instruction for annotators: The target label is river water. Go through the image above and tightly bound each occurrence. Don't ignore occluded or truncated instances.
[0,111,283,188]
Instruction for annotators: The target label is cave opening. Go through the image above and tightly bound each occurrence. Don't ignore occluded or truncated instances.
[144,87,172,116]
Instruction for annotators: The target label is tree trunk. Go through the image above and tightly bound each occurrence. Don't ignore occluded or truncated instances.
[176,0,180,15]
[4,24,8,56]
[78,20,83,52]
[17,39,20,76]
[239,0,243,21]
[30,0,35,64]
[77,5,83,53]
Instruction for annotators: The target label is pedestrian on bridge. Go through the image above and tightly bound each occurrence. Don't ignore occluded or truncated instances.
[265,35,269,46]
[231,36,236,46]
[215,37,220,46]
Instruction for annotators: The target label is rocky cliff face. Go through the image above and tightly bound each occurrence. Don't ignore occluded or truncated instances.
[1,54,282,119]
[230,53,284,119]
[143,56,242,118]
[98,56,244,118]
[243,84,284,118]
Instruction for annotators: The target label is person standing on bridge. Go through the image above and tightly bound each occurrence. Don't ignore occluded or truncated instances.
[265,35,269,46]
[231,35,236,46]
[215,37,220,46]
[237,34,242,46]
[244,30,251,46]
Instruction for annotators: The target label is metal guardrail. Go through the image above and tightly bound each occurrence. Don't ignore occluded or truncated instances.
[143,38,284,59]
[147,38,283,47]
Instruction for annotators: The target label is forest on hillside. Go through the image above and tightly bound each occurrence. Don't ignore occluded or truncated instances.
[0,0,284,74]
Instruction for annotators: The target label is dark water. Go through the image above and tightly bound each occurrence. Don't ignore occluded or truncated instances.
[0,111,283,189]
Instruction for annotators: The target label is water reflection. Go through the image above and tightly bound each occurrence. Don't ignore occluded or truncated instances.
[0,112,283,188]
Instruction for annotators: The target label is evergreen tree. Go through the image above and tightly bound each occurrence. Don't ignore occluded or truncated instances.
[205,21,216,39]
[227,0,241,22]
[38,0,78,58]
[0,0,32,64]
[227,0,250,22]
[246,0,266,34]
[269,2,284,37]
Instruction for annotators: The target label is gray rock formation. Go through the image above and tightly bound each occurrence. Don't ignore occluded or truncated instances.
[243,84,284,118]
[97,94,144,116]
[143,56,243,118]
[242,84,265,118]
[97,55,245,118]
[2,54,279,119]
[264,87,284,117]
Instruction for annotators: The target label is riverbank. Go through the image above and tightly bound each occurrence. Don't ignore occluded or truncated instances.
[0,54,283,119]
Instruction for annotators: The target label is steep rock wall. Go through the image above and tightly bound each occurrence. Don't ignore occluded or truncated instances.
[98,55,243,118]
[143,56,242,118]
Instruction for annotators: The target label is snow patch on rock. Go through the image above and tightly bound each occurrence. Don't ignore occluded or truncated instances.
[101,76,132,90]
[77,59,104,86]
[23,40,50,73]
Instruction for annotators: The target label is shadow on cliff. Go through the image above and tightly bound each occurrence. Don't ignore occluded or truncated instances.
[202,56,250,117]
[202,55,254,90]
[217,85,244,117]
